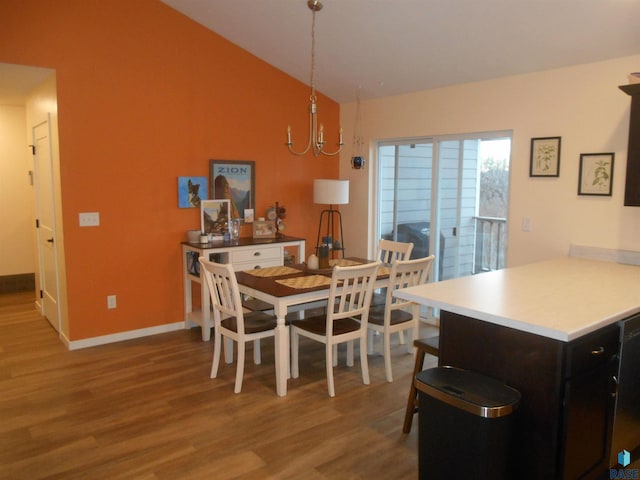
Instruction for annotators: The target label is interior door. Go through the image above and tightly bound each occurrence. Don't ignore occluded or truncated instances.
[33,117,60,332]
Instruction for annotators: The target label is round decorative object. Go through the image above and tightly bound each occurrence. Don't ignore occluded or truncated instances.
[266,207,277,220]
[277,222,286,232]
[351,156,365,169]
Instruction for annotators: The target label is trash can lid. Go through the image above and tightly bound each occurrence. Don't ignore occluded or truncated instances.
[415,366,521,418]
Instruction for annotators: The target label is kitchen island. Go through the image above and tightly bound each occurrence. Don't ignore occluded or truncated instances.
[396,257,640,479]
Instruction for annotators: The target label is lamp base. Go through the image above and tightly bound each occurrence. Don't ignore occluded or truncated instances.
[315,206,345,259]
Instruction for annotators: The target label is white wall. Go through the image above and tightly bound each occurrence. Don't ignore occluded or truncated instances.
[0,104,35,275]
[339,54,640,267]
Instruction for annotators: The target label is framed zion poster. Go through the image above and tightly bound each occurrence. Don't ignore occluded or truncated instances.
[209,160,255,222]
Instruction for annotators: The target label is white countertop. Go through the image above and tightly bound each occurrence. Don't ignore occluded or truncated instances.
[395,257,640,341]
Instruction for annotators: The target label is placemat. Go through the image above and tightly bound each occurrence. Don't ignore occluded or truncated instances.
[329,258,362,267]
[244,266,301,277]
[276,275,333,289]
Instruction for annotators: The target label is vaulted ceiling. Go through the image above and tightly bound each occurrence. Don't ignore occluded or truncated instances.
[2,1,639,105]
[160,0,640,103]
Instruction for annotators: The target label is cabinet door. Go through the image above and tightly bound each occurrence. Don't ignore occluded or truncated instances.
[562,360,616,479]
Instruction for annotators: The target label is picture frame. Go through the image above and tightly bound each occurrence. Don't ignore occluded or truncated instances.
[530,137,561,177]
[209,160,255,222]
[578,153,614,196]
[177,176,207,208]
[200,199,231,235]
[252,220,276,239]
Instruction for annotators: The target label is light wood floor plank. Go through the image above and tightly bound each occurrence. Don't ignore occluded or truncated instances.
[0,292,438,479]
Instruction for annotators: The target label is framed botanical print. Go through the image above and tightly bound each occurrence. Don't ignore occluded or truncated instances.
[578,153,614,196]
[530,137,561,177]
[209,160,255,221]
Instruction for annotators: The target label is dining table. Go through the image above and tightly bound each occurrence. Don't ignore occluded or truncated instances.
[234,257,389,396]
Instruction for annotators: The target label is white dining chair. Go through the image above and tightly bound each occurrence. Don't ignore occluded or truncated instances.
[367,255,434,382]
[199,257,278,393]
[290,261,380,397]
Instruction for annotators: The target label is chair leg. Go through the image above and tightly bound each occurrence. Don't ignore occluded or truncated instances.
[402,348,426,433]
[326,342,336,397]
[332,344,338,367]
[367,329,375,355]
[383,330,393,382]
[210,330,222,379]
[291,329,299,379]
[346,341,354,367]
[234,341,245,394]
[253,339,261,365]
[360,336,370,386]
[410,323,419,355]
[224,337,233,364]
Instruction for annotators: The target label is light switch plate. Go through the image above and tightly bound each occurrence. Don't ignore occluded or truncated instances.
[79,212,100,227]
[107,295,117,309]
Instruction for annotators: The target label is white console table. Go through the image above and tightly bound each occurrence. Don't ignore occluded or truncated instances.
[181,235,306,340]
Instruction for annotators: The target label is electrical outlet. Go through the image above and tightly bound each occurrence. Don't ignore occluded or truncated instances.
[79,212,100,227]
[107,295,117,309]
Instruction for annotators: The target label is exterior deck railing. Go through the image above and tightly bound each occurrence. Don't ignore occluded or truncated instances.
[473,216,507,273]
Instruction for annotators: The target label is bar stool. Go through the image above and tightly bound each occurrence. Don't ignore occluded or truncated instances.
[402,336,440,433]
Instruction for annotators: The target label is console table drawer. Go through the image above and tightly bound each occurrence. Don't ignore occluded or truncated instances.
[233,258,283,272]
[230,246,282,264]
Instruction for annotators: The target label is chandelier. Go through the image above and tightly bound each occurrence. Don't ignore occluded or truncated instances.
[286,0,343,157]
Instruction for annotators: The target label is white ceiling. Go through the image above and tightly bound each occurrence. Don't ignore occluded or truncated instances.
[2,1,639,105]
[160,0,640,103]
[0,63,53,106]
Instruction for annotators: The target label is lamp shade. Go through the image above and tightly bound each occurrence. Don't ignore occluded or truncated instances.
[313,179,349,205]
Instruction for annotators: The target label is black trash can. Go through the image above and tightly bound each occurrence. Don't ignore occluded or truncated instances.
[416,366,521,480]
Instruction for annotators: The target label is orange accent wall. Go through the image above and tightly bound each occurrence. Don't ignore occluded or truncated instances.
[0,0,340,340]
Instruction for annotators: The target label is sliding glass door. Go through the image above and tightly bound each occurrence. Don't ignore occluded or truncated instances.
[377,132,510,282]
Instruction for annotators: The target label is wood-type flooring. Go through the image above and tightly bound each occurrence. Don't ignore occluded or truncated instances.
[0,292,438,479]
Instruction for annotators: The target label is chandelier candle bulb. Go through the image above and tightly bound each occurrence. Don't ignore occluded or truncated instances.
[287,125,291,144]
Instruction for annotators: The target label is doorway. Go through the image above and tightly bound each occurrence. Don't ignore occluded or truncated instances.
[0,63,62,331]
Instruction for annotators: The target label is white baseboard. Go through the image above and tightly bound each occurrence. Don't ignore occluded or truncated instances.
[62,322,186,350]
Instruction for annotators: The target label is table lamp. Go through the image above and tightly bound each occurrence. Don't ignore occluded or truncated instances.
[313,179,349,261]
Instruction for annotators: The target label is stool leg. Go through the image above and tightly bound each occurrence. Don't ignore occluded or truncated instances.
[402,348,426,434]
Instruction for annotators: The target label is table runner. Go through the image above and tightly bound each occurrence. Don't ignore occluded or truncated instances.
[329,258,361,267]
[244,266,301,277]
[276,275,333,289]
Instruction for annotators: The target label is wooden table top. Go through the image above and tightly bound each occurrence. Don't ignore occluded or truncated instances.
[236,258,382,298]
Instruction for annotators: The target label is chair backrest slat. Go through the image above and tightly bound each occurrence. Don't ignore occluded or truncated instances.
[377,239,414,265]
[386,255,434,311]
[199,257,245,335]
[327,261,380,335]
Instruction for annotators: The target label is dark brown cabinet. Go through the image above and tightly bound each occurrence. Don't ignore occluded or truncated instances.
[560,326,619,479]
[620,84,640,206]
[439,312,620,479]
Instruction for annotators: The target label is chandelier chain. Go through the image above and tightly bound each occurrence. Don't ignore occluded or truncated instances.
[285,0,342,157]
[310,8,316,101]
